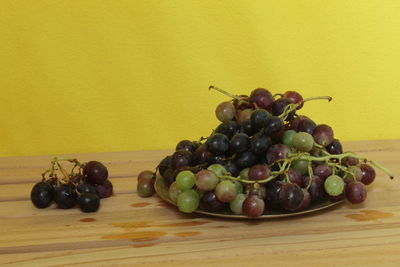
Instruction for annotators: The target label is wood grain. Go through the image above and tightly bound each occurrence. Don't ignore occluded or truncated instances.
[0,140,399,266]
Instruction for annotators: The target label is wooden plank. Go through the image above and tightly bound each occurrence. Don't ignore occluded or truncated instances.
[0,140,399,266]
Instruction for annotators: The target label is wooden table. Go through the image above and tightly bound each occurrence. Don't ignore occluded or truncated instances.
[0,140,399,266]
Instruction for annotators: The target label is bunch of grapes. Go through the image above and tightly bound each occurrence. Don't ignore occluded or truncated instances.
[138,86,394,218]
[30,158,113,213]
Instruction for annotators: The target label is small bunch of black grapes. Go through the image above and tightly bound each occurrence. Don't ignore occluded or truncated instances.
[138,86,394,218]
[30,158,113,213]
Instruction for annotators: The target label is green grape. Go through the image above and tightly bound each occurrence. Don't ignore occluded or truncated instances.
[230,193,246,214]
[292,132,314,152]
[291,159,309,175]
[168,182,182,203]
[324,175,345,196]
[232,180,243,194]
[207,164,228,177]
[282,130,297,148]
[176,170,195,191]
[177,190,200,213]
[239,168,250,180]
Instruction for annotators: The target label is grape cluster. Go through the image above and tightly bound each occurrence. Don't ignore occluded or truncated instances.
[138,86,393,218]
[30,158,113,213]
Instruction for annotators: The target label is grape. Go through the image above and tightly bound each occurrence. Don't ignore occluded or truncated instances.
[271,98,295,118]
[192,144,209,165]
[239,168,250,180]
[264,117,283,136]
[224,161,240,177]
[312,124,334,146]
[97,179,113,198]
[171,150,192,169]
[215,101,236,122]
[208,154,226,165]
[137,178,155,197]
[158,156,171,176]
[176,170,196,191]
[326,139,343,154]
[324,175,345,196]
[282,130,297,148]
[250,132,272,155]
[200,191,224,212]
[235,151,258,169]
[259,185,267,199]
[292,132,314,152]
[343,156,359,166]
[308,176,325,201]
[287,168,303,187]
[266,144,290,164]
[236,109,254,124]
[243,194,265,217]
[290,115,307,130]
[77,182,97,195]
[176,140,197,153]
[346,182,367,204]
[215,180,237,203]
[249,88,273,109]
[138,170,154,183]
[248,165,271,181]
[78,193,100,213]
[265,180,283,210]
[279,183,304,211]
[360,164,376,185]
[343,166,363,183]
[54,184,78,209]
[215,121,238,139]
[250,109,271,130]
[297,189,311,210]
[83,161,108,185]
[31,182,53,209]
[161,167,175,186]
[168,182,182,203]
[195,170,219,191]
[207,163,228,176]
[313,164,332,180]
[206,133,230,155]
[232,180,243,194]
[230,193,246,214]
[177,190,200,213]
[297,118,317,134]
[230,133,250,154]
[239,120,255,136]
[283,91,304,109]
[291,159,309,175]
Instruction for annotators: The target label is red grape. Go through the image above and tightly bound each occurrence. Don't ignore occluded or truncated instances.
[360,164,376,185]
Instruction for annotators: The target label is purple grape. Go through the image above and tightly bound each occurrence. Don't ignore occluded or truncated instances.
[266,144,290,164]
[200,191,225,212]
[248,165,271,181]
[249,88,273,110]
[279,183,304,211]
[312,124,334,146]
[83,161,108,185]
[313,163,332,180]
[360,164,376,185]
[346,182,367,204]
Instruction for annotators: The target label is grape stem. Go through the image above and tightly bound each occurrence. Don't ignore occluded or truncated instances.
[209,85,242,101]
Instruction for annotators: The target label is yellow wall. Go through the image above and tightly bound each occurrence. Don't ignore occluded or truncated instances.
[1,0,399,157]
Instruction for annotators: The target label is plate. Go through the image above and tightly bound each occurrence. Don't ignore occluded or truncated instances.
[155,175,343,219]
